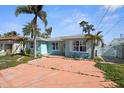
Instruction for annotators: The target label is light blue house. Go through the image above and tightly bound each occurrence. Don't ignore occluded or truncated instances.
[26,35,93,58]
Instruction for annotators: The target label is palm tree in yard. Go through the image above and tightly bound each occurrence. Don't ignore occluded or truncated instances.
[80,20,88,35]
[80,20,95,35]
[40,27,52,38]
[22,22,41,38]
[15,5,47,57]
[45,27,52,38]
[84,31,104,59]
[86,24,95,35]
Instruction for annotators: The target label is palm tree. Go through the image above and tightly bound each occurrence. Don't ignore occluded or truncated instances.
[40,27,52,38]
[86,24,95,35]
[22,22,41,38]
[80,21,95,35]
[22,23,32,37]
[80,20,88,35]
[15,5,48,57]
[45,27,52,38]
[84,31,104,59]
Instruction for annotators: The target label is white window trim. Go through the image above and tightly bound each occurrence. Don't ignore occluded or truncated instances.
[52,42,60,51]
[71,40,87,53]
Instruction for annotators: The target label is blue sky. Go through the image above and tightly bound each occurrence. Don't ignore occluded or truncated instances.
[0,5,124,44]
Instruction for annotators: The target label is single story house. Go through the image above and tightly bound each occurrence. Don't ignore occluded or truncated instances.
[99,37,124,59]
[26,35,93,58]
[0,36,25,55]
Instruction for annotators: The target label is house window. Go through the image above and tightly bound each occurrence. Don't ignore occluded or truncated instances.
[72,40,86,52]
[52,42,59,50]
[30,42,34,48]
[0,44,3,50]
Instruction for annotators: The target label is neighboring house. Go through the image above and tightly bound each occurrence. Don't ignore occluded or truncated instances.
[26,35,93,58]
[0,36,24,55]
[99,37,124,59]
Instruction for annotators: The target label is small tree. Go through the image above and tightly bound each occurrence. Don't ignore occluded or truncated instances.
[84,31,104,59]
[3,31,18,37]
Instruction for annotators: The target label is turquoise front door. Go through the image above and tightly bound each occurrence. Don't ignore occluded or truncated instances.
[41,43,47,55]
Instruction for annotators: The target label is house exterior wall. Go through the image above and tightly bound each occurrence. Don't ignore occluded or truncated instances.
[35,41,64,56]
[12,42,23,54]
[47,41,64,55]
[36,41,48,56]
[116,45,124,58]
[100,46,117,58]
[122,45,124,59]
[101,45,124,59]
[25,41,34,54]
[34,39,92,58]
[101,38,124,59]
[0,41,23,54]
[64,39,91,58]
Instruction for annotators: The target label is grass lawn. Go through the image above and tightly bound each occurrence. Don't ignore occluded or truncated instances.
[0,55,34,70]
[95,62,124,87]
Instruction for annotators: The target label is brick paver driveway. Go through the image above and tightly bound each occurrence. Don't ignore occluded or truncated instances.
[0,56,116,88]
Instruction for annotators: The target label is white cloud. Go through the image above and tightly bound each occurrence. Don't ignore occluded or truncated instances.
[103,5,123,12]
[104,14,120,21]
[59,12,89,34]
[61,12,89,26]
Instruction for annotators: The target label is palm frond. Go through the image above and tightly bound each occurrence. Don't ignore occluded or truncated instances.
[45,27,52,34]
[97,31,102,35]
[99,38,104,47]
[38,11,48,27]
[37,5,43,12]
[15,5,33,16]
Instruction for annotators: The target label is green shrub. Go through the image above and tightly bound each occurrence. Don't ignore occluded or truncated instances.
[36,53,42,58]
[26,49,31,54]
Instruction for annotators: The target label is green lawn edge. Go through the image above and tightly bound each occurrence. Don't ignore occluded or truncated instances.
[95,62,124,88]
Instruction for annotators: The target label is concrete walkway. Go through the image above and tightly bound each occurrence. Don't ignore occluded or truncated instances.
[0,56,116,88]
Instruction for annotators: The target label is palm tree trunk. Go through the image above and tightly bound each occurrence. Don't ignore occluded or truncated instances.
[31,31,33,38]
[88,31,90,35]
[91,41,95,59]
[33,15,37,58]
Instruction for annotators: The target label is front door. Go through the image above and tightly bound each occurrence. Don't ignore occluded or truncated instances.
[41,43,47,55]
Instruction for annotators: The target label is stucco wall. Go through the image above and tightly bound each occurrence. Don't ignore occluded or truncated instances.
[64,39,91,58]
[35,39,92,58]
[12,42,23,54]
[36,41,63,56]
[36,41,49,56]
[0,41,23,54]
[36,41,41,56]
[47,41,63,55]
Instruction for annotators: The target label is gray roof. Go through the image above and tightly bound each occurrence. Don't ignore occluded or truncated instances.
[26,35,84,42]
[47,37,63,41]
[47,35,84,41]
[26,37,48,42]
